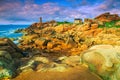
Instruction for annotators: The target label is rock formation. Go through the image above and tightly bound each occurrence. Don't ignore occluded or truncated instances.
[1,12,120,80]
[0,38,23,79]
[0,38,23,58]
[95,12,120,22]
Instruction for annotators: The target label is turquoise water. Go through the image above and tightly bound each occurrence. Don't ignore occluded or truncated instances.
[0,25,29,38]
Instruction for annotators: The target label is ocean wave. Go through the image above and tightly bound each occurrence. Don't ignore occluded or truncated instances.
[8,29,16,34]
[0,30,6,33]
[0,25,27,38]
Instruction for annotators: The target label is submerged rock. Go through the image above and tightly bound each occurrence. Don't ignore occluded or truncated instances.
[14,29,23,33]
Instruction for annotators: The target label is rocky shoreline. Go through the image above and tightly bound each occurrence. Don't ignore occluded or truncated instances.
[1,12,120,80]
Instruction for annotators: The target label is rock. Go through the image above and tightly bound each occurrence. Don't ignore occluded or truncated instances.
[25,20,57,34]
[0,51,15,79]
[34,38,51,49]
[115,21,120,26]
[0,38,23,58]
[47,42,54,49]
[95,12,120,22]
[36,62,69,72]
[0,69,13,79]
[81,45,120,80]
[58,56,68,61]
[80,44,88,51]
[34,39,46,49]
[70,48,81,55]
[14,29,23,33]
[80,23,90,31]
[48,63,68,72]
[55,24,64,33]
[60,56,81,66]
[84,18,93,23]
[0,51,12,60]
[91,23,98,29]
[18,56,49,73]
[0,38,25,79]
[32,56,49,63]
[22,34,38,43]
[18,60,35,72]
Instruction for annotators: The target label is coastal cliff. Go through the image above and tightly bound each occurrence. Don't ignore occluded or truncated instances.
[1,12,120,80]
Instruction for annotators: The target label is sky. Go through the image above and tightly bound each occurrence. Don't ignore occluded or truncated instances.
[0,0,120,24]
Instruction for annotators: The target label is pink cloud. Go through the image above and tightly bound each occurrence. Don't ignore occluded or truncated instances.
[0,0,120,24]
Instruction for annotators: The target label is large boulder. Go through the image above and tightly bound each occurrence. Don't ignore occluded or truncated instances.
[81,45,120,80]
[18,56,49,72]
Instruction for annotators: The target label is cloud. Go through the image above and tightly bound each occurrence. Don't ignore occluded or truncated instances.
[0,0,120,24]
[0,1,61,23]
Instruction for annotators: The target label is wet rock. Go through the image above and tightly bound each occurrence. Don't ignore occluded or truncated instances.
[14,29,23,33]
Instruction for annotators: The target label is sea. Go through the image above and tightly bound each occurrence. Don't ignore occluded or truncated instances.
[0,25,29,43]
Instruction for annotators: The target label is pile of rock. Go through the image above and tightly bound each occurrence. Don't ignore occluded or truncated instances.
[0,38,23,79]
[0,38,23,58]
[25,20,57,34]
[95,12,120,22]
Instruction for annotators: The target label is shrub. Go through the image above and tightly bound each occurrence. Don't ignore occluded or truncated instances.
[98,20,120,28]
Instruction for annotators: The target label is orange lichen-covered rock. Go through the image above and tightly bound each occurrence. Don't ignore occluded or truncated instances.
[55,25,64,33]
[34,39,45,47]
[91,23,98,29]
[47,42,54,50]
[80,23,90,31]
[70,48,81,55]
[81,30,95,37]
[95,12,120,22]
[93,28,103,36]
[80,44,88,51]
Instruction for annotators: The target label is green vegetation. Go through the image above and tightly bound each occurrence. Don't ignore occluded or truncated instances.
[57,21,72,25]
[88,63,97,73]
[0,59,14,79]
[100,75,111,80]
[99,20,120,28]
